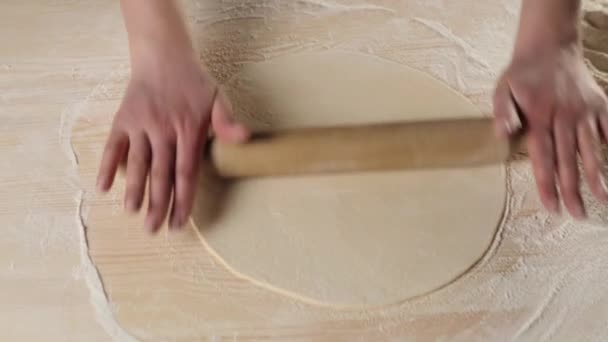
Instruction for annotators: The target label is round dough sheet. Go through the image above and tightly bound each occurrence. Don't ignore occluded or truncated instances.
[192,52,506,308]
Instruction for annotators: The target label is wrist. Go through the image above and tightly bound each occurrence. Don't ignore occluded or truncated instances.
[121,0,195,73]
[128,34,195,69]
[513,0,581,58]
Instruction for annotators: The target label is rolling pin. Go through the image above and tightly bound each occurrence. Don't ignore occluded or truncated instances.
[210,117,526,178]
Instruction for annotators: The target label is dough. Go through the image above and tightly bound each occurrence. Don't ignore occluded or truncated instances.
[192,52,506,308]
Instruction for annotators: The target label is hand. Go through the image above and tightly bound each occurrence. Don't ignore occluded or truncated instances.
[96,50,249,232]
[494,41,608,218]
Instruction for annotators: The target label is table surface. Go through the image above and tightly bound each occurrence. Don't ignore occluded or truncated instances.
[2,0,608,340]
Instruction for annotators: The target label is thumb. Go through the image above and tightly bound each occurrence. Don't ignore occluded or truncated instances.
[211,88,251,143]
[493,78,523,138]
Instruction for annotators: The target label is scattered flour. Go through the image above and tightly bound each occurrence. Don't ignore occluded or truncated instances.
[68,0,608,340]
[75,190,138,341]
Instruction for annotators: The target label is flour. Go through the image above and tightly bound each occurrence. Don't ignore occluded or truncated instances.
[441,157,608,340]
[412,18,491,70]
[67,0,608,340]
[293,0,397,15]
[75,190,138,342]
[56,58,133,340]
[59,64,129,168]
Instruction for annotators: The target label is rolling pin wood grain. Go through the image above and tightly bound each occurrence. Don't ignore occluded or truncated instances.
[210,117,526,178]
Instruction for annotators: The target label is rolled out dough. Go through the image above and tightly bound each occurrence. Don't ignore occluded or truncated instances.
[192,52,506,308]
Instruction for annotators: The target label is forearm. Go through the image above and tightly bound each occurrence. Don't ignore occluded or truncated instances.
[514,0,581,56]
[120,0,194,70]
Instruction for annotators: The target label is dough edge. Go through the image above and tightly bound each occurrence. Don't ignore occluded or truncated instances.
[192,51,508,309]
[191,184,507,310]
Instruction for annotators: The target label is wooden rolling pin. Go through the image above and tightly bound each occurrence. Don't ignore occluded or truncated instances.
[210,117,525,178]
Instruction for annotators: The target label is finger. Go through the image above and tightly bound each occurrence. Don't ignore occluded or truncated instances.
[578,115,608,202]
[554,119,586,218]
[527,128,560,214]
[599,104,608,143]
[97,129,129,192]
[170,127,204,229]
[145,137,176,233]
[211,89,250,143]
[493,78,523,138]
[124,133,151,213]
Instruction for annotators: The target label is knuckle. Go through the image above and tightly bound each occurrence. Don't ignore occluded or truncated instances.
[149,193,168,210]
[560,177,579,195]
[177,162,197,181]
[106,133,124,149]
[584,164,600,180]
[129,152,150,167]
[181,126,202,147]
[125,185,143,199]
[592,94,608,112]
[150,166,170,180]
[535,173,554,192]
[566,100,586,116]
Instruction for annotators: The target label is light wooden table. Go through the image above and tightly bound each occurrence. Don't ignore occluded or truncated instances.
[3,0,608,341]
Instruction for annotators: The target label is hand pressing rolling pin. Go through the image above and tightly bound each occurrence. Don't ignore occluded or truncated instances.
[96,0,250,233]
[493,0,608,218]
[96,0,608,233]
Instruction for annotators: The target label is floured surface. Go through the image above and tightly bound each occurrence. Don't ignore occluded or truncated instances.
[6,0,608,341]
[193,52,506,307]
[225,52,486,128]
[584,7,608,94]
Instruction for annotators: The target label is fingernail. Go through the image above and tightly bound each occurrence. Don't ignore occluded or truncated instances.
[495,118,509,138]
[96,179,106,192]
[600,174,608,201]
[507,100,522,134]
[124,199,137,213]
[236,126,251,142]
[548,199,560,214]
[573,205,587,220]
[170,216,184,230]
[144,217,156,233]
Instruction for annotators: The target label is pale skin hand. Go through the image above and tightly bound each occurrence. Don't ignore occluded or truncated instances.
[100,0,605,233]
[97,0,249,233]
[494,0,608,218]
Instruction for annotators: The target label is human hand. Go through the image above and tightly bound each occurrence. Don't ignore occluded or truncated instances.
[494,40,608,218]
[96,50,249,232]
